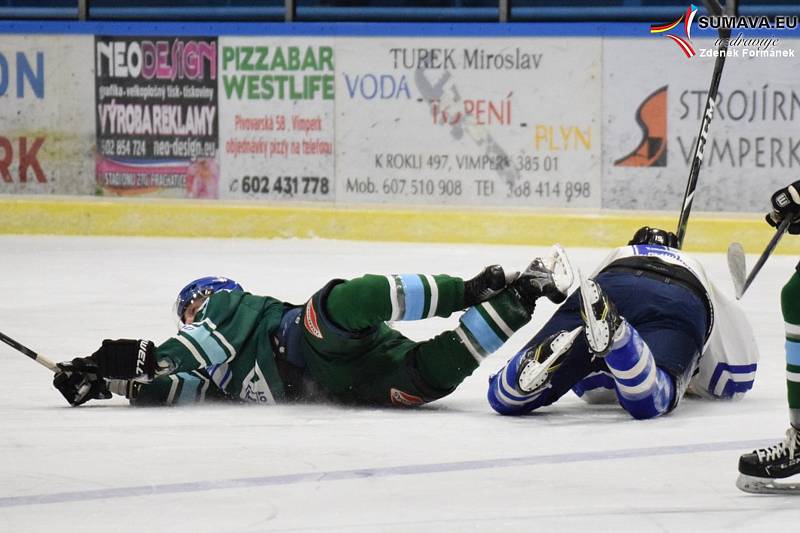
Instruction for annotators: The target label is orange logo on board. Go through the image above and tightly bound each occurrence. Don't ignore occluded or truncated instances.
[614,86,668,168]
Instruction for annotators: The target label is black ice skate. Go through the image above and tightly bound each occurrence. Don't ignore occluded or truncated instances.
[463,265,512,308]
[737,427,800,494]
[516,327,583,394]
[579,272,623,357]
[510,245,574,314]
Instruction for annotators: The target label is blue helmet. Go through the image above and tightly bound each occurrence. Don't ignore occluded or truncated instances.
[174,276,243,323]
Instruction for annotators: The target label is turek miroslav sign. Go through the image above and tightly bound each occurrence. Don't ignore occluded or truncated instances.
[650,5,796,59]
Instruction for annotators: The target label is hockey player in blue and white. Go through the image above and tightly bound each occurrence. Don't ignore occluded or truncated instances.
[488,227,760,420]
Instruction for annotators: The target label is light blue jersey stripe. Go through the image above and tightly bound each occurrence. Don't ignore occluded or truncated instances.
[461,308,503,353]
[181,324,228,364]
[177,372,202,404]
[786,340,800,366]
[399,274,425,320]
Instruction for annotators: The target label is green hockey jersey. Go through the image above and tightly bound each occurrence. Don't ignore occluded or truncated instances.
[155,291,288,403]
[130,271,533,407]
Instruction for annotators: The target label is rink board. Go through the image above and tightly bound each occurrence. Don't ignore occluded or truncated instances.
[1,22,798,216]
[0,196,793,254]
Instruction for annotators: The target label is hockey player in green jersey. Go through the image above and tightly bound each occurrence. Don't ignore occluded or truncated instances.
[52,248,574,408]
[737,181,800,494]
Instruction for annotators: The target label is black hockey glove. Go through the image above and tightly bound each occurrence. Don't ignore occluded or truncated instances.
[767,180,800,234]
[53,339,156,406]
[53,363,111,406]
[63,339,157,381]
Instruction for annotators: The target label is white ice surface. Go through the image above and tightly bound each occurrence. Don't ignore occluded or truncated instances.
[0,236,797,532]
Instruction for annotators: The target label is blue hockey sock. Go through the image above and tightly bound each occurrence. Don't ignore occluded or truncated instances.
[605,321,675,420]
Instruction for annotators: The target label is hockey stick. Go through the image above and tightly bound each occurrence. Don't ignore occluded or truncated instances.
[727,241,747,298]
[727,217,791,299]
[1,331,97,403]
[675,0,737,248]
[0,330,58,372]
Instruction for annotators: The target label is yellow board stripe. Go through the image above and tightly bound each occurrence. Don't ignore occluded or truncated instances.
[0,196,797,254]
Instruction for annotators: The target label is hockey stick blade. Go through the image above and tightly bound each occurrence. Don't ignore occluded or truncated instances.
[738,217,791,299]
[727,242,746,299]
[0,330,58,372]
[578,271,603,349]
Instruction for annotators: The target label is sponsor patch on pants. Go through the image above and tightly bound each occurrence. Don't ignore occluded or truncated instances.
[304,299,324,339]
[390,388,424,406]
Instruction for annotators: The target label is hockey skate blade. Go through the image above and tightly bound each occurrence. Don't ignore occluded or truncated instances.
[727,242,746,300]
[517,327,582,393]
[578,271,602,347]
[736,473,800,495]
[546,244,575,295]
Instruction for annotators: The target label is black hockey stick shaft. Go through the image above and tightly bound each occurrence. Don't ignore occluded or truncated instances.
[0,330,58,372]
[675,0,735,248]
[740,217,791,297]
